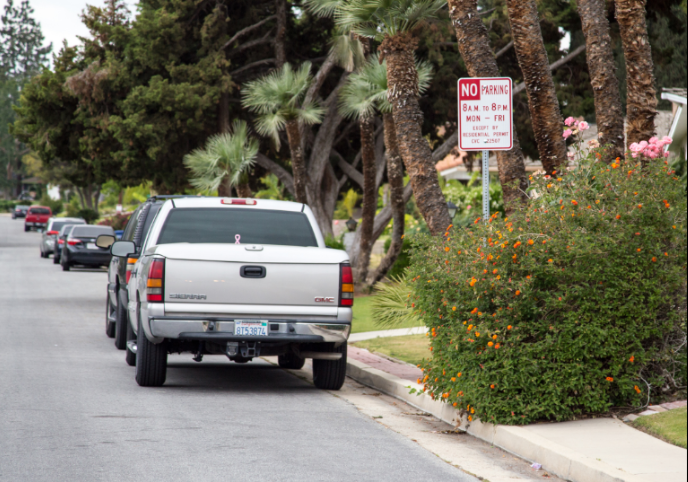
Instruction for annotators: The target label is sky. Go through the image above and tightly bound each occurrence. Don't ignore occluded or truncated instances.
[30,0,138,56]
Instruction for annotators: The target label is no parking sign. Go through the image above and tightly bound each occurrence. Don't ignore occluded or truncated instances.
[458,77,513,151]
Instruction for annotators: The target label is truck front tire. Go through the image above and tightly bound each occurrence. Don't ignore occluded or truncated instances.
[312,343,347,391]
[278,352,305,370]
[114,291,128,350]
[105,293,116,338]
[135,323,167,387]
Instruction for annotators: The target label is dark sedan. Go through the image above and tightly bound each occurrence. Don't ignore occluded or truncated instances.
[60,225,115,271]
[53,224,80,265]
[11,205,30,219]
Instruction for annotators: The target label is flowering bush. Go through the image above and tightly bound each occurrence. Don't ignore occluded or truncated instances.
[98,212,131,230]
[408,145,687,425]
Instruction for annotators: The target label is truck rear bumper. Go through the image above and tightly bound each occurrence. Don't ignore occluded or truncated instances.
[149,317,350,343]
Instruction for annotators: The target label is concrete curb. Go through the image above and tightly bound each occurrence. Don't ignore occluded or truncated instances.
[348,326,428,342]
[346,357,647,482]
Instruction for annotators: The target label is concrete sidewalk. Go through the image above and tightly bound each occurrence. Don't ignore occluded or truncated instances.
[347,336,687,482]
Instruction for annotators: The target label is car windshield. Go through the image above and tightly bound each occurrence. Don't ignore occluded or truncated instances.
[71,226,115,238]
[29,208,50,215]
[157,208,317,247]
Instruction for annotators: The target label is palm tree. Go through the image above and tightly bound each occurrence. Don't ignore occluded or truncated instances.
[335,0,452,235]
[339,54,432,282]
[242,62,325,204]
[614,0,657,146]
[447,0,528,208]
[578,0,625,162]
[183,120,258,197]
[505,0,567,174]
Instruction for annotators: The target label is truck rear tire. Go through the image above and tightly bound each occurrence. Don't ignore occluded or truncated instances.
[312,343,347,391]
[135,324,167,387]
[278,352,305,370]
[114,291,127,349]
[125,319,136,367]
[24,225,29,232]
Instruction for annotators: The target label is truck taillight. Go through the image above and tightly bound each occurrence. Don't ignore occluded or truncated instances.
[339,263,354,307]
[146,259,165,302]
[125,258,136,283]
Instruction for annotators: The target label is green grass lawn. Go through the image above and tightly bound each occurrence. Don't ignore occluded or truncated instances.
[632,407,687,448]
[351,334,430,366]
[351,296,422,334]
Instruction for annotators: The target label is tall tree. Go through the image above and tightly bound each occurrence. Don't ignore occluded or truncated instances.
[242,62,325,204]
[184,120,259,197]
[577,0,624,162]
[615,0,657,145]
[447,0,528,208]
[337,0,452,235]
[0,0,51,198]
[506,0,567,174]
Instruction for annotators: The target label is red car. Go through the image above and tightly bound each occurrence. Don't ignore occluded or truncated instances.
[24,206,52,232]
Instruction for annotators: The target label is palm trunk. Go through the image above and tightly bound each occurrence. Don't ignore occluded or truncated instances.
[367,113,405,285]
[355,115,378,283]
[285,119,309,204]
[236,183,252,198]
[448,0,528,209]
[506,0,567,174]
[380,33,451,235]
[614,0,657,146]
[217,175,231,197]
[578,0,625,162]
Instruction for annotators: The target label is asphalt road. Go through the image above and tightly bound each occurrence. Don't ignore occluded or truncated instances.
[0,215,475,482]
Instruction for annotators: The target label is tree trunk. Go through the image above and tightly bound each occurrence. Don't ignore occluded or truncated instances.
[614,0,657,146]
[217,175,231,197]
[448,0,528,209]
[218,91,230,135]
[355,115,378,283]
[367,113,406,284]
[76,187,86,209]
[236,183,252,198]
[92,185,101,217]
[380,33,451,235]
[506,0,567,175]
[285,119,309,204]
[577,0,625,162]
[274,0,287,69]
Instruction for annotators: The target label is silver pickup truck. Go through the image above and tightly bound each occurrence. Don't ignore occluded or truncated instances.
[97,197,353,389]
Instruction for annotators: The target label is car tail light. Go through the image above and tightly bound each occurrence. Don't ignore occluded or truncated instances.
[339,263,354,307]
[67,238,82,246]
[46,230,59,236]
[125,258,136,283]
[58,239,64,245]
[146,259,165,302]
[221,198,257,205]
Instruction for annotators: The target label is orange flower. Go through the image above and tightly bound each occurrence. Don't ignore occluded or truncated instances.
[457,250,462,254]
[495,343,501,349]
[637,248,642,252]
[507,325,513,330]
[616,215,621,220]
[468,415,473,422]
[471,308,478,314]
[513,241,522,248]
[470,278,477,287]
[444,247,450,252]
[629,356,635,363]
[492,334,498,340]
[571,200,578,206]
[606,377,614,382]
[490,384,495,389]
[652,257,657,262]
[637,204,643,209]
[488,342,494,347]
[452,306,457,311]
[527,239,534,245]
[483,269,488,274]
[451,377,456,382]
[634,385,641,394]
[548,259,554,263]
[611,163,618,169]
[453,402,458,407]
[493,269,498,274]
[457,372,462,378]
[515,290,521,296]
[442,393,449,399]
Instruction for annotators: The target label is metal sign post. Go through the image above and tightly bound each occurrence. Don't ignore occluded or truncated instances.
[457,77,513,222]
[482,150,490,221]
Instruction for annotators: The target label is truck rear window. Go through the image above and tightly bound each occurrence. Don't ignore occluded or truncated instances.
[29,208,50,215]
[157,208,317,247]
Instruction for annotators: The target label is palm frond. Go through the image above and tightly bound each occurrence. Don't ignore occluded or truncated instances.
[331,33,366,72]
[302,0,345,17]
[255,111,287,149]
[370,275,422,328]
[337,0,445,38]
[298,101,326,125]
[339,76,378,120]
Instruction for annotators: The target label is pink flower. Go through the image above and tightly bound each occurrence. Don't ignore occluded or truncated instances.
[638,141,648,149]
[664,150,671,158]
[578,121,589,131]
[587,139,600,148]
[629,142,641,152]
[662,136,673,144]
[563,129,573,139]
[334,220,339,225]
[564,117,576,127]
[466,205,472,210]
[567,151,575,160]
[649,136,659,145]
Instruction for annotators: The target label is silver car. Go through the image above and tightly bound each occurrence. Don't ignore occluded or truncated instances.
[40,218,85,258]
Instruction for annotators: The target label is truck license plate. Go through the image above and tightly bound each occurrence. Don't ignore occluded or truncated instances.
[234,321,268,336]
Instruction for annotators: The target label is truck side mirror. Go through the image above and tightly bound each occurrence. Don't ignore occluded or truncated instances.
[110,240,136,257]
[96,234,116,249]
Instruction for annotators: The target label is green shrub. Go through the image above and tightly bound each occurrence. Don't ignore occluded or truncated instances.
[409,152,687,425]
[0,200,21,212]
[77,208,99,224]
[325,235,345,250]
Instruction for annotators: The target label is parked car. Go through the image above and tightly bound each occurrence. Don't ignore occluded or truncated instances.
[24,206,52,231]
[53,224,80,265]
[11,205,30,219]
[100,198,353,389]
[40,217,86,258]
[60,225,115,271]
[103,195,191,352]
